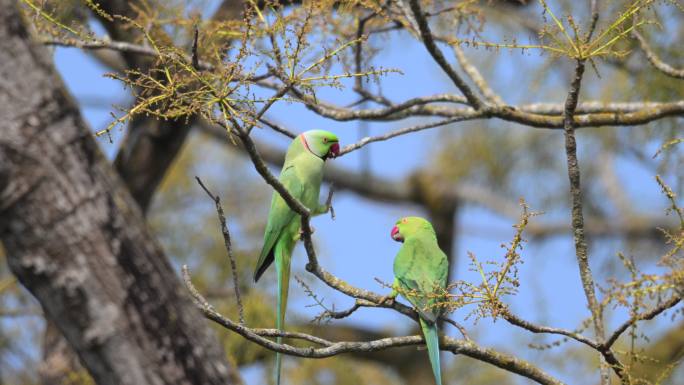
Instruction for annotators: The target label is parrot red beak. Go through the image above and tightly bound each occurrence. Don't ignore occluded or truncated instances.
[328,142,340,158]
[391,226,403,242]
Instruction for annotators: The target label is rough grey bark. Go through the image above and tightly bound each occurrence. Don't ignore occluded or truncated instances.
[0,1,239,384]
[38,322,86,385]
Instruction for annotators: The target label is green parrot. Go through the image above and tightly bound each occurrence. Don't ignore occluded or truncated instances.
[388,217,449,385]
[253,129,340,385]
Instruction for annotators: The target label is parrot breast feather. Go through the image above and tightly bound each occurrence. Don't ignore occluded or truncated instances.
[394,237,448,323]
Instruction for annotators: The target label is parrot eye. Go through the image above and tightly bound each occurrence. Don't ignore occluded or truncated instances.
[323,137,328,143]
[401,218,408,224]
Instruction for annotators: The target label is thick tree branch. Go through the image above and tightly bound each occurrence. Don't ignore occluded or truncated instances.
[257,77,684,128]
[564,60,605,332]
[562,57,614,380]
[558,5,625,380]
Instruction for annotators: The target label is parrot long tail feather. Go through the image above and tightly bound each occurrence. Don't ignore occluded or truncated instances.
[419,318,442,385]
[274,240,292,385]
[275,337,283,385]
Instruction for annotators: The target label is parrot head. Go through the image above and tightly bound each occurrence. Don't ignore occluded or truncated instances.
[300,130,340,160]
[391,216,434,242]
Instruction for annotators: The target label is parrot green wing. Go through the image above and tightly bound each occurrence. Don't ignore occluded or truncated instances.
[393,236,448,323]
[253,165,304,282]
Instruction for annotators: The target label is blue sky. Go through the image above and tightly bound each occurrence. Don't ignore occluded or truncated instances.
[44,1,684,384]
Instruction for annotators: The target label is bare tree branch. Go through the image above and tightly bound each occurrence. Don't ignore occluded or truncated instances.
[181,266,565,385]
[41,35,684,131]
[564,53,600,345]
[502,310,599,349]
[558,5,623,382]
[603,295,682,349]
[338,116,471,156]
[195,177,245,325]
[257,77,684,128]
[407,0,484,109]
[451,44,505,105]
[633,30,684,79]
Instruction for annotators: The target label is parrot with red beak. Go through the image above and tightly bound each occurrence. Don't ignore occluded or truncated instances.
[253,129,339,385]
[389,217,448,385]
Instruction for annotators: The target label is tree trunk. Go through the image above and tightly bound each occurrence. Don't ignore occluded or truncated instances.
[0,1,239,384]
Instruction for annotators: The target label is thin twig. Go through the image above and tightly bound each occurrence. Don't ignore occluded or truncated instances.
[41,37,272,81]
[258,116,297,139]
[195,176,245,325]
[603,295,682,348]
[324,184,335,220]
[633,30,684,79]
[338,115,472,156]
[451,44,505,105]
[502,310,599,349]
[408,0,484,109]
[440,317,471,341]
[245,83,295,133]
[191,26,200,71]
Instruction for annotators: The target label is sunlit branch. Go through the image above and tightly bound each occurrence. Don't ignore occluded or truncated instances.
[181,268,564,385]
[41,37,684,130]
[41,37,273,82]
[558,4,622,380]
[255,78,684,128]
